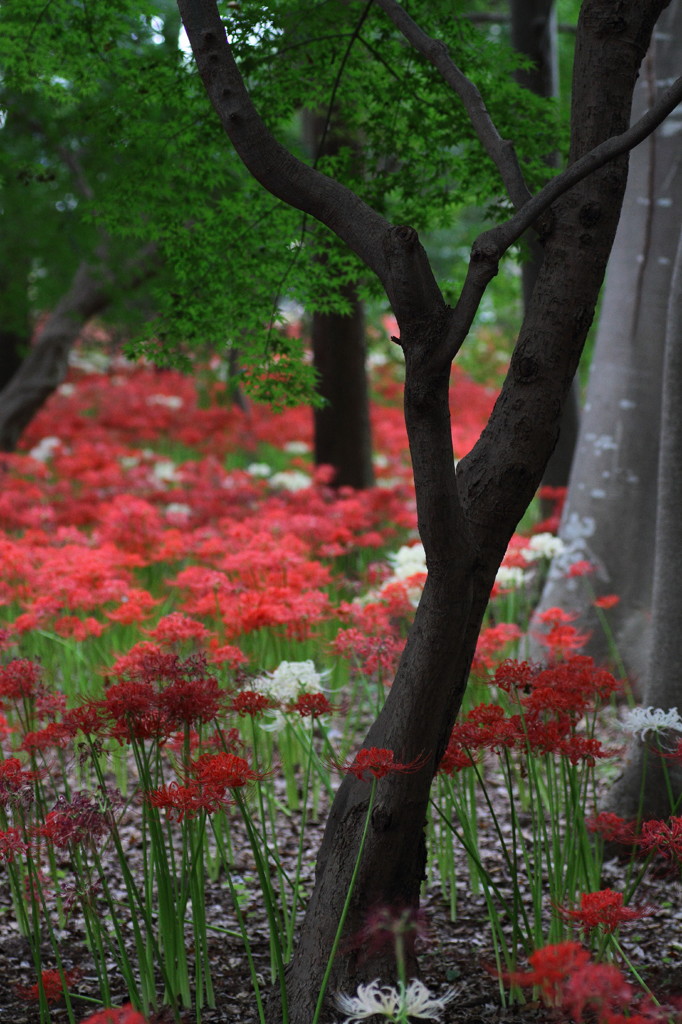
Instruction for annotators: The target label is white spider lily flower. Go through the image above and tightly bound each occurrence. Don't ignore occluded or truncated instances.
[147,393,184,409]
[151,459,183,485]
[269,470,312,491]
[334,979,456,1023]
[252,659,329,734]
[495,566,528,589]
[28,436,62,462]
[621,706,682,740]
[252,660,328,702]
[245,462,272,477]
[283,440,310,454]
[387,544,427,581]
[520,533,566,562]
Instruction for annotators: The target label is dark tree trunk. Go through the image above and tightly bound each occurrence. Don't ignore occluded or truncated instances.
[510,0,580,498]
[311,282,374,489]
[605,204,682,821]
[0,258,32,391]
[0,246,157,452]
[530,0,682,684]
[281,11,663,1019]
[175,0,676,1019]
[304,111,375,489]
[0,327,28,392]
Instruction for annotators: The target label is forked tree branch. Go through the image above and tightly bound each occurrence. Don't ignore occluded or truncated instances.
[482,72,682,257]
[177,0,394,291]
[373,0,533,210]
[178,0,682,346]
[440,70,682,364]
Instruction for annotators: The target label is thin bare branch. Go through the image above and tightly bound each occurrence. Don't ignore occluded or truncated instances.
[439,71,682,365]
[484,72,682,255]
[373,0,533,210]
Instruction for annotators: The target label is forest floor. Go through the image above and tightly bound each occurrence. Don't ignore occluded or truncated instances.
[2,769,681,1024]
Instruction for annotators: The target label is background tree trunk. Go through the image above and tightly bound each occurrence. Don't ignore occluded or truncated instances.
[605,205,682,821]
[0,245,157,452]
[530,0,682,685]
[0,260,31,391]
[311,282,374,488]
[304,111,375,489]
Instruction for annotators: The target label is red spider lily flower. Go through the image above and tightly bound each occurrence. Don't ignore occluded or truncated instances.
[562,961,635,1023]
[105,589,161,625]
[503,941,591,1003]
[472,623,522,675]
[19,722,72,752]
[331,747,427,781]
[36,790,120,849]
[206,640,248,667]
[492,659,539,696]
[535,623,591,659]
[286,692,336,718]
[52,615,106,640]
[593,594,620,610]
[0,658,43,700]
[637,816,682,864]
[555,889,652,935]
[567,560,595,578]
[230,690,279,717]
[0,627,15,651]
[437,735,478,775]
[521,659,620,721]
[536,608,577,626]
[17,967,78,1004]
[557,734,618,766]
[157,675,225,726]
[585,812,637,845]
[62,702,109,738]
[0,757,44,809]
[0,826,28,862]
[449,704,519,753]
[80,1004,149,1024]
[147,781,227,821]
[144,612,212,646]
[0,712,12,740]
[97,682,173,743]
[102,681,157,720]
[332,628,403,677]
[193,752,271,792]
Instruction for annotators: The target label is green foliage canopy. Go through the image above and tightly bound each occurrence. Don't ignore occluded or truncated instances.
[1,0,565,405]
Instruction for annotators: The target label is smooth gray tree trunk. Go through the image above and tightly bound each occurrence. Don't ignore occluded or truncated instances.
[530,0,682,686]
[605,201,682,820]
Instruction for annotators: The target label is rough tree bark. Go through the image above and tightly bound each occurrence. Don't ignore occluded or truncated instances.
[0,245,157,452]
[530,0,682,683]
[510,0,580,496]
[176,1,680,1019]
